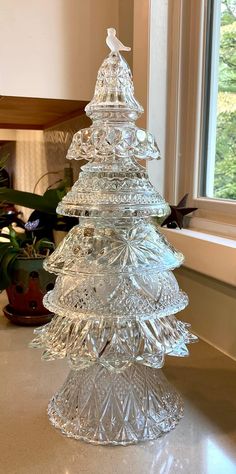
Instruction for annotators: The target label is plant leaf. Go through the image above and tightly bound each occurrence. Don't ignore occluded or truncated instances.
[35,238,55,252]
[0,188,57,214]
[0,249,18,291]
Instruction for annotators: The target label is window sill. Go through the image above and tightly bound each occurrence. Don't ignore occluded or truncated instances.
[186,215,236,240]
[161,227,236,286]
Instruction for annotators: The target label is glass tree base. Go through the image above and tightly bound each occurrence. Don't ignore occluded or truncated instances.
[48,363,183,445]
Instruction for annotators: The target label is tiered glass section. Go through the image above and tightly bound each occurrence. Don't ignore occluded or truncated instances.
[30,44,197,445]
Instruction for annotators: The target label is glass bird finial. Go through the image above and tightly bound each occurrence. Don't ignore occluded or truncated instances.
[106,27,131,53]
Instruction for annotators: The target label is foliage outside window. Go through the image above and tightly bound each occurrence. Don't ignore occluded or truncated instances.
[204,0,236,200]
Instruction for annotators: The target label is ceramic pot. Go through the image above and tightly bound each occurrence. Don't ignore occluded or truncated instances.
[4,257,55,325]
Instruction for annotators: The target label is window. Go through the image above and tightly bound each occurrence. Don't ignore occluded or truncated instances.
[202,0,236,201]
[165,0,236,237]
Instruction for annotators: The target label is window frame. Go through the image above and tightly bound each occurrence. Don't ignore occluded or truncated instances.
[165,0,236,238]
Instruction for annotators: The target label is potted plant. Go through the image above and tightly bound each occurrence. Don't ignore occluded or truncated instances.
[0,177,78,243]
[0,221,56,326]
[0,165,78,325]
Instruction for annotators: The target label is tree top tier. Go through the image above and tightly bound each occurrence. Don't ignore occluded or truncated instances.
[58,49,170,219]
[66,51,160,164]
[85,52,143,121]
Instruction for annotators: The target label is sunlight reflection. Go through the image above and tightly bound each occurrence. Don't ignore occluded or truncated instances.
[207,438,236,474]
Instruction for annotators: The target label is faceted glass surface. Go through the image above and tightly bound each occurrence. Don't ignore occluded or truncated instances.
[30,47,197,445]
[48,364,184,445]
[42,271,189,320]
[31,314,197,371]
[44,218,184,275]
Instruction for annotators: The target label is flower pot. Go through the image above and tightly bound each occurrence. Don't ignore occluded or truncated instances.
[4,257,55,326]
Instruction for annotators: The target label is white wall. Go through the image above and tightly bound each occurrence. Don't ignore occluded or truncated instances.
[132,0,149,129]
[1,1,235,363]
[132,0,169,195]
[0,114,90,220]
[175,267,236,360]
[147,0,168,196]
[7,113,89,200]
[0,0,120,100]
[139,1,236,362]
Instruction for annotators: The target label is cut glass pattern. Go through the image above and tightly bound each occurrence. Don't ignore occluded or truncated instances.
[30,34,197,445]
[66,125,161,162]
[31,314,197,371]
[48,364,183,445]
[44,219,184,275]
[42,271,189,319]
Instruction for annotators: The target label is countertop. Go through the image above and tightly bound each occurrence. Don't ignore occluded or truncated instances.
[1,306,236,474]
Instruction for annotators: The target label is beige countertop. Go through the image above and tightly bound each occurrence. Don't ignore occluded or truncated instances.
[0,304,236,474]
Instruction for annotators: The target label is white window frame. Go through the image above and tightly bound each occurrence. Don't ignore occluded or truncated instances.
[133,0,236,284]
[165,0,236,238]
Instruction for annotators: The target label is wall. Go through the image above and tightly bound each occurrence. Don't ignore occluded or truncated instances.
[0,140,16,187]
[43,113,91,185]
[1,1,234,363]
[133,0,150,129]
[0,0,134,101]
[132,0,169,196]
[0,0,134,217]
[0,113,90,220]
[0,0,120,100]
[118,0,134,70]
[175,267,236,360]
[134,1,236,362]
[147,0,168,196]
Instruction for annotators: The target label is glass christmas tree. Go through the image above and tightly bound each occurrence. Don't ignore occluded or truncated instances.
[30,29,197,445]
